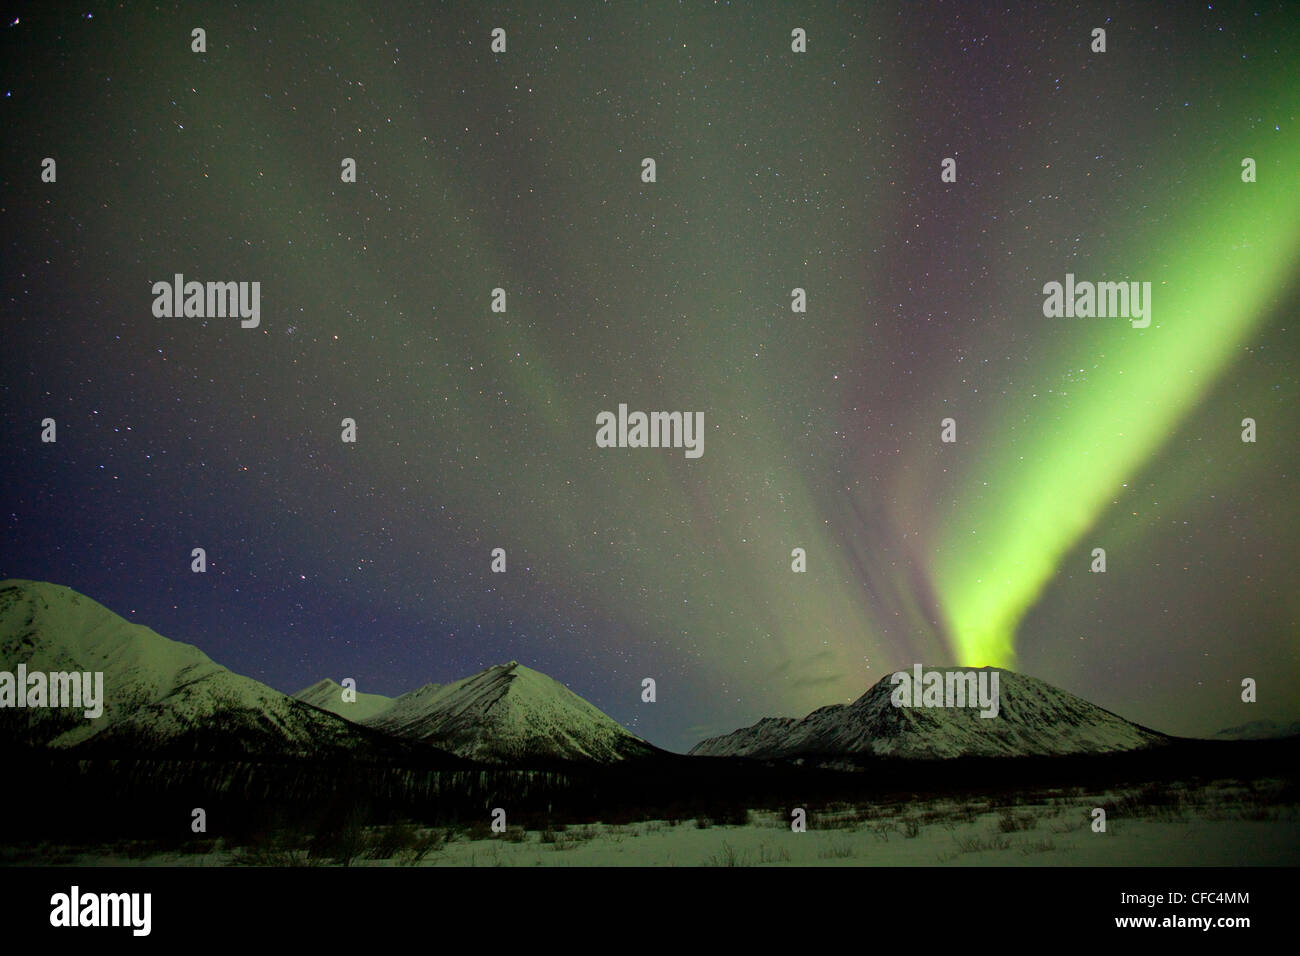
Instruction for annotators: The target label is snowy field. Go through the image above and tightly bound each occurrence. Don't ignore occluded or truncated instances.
[7,778,1297,867]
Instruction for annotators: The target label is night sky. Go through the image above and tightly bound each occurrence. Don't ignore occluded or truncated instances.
[2,2,1298,753]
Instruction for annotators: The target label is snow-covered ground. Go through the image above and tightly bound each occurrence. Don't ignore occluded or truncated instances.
[13,778,1296,867]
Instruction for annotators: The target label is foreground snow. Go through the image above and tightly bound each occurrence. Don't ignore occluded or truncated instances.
[16,779,1297,867]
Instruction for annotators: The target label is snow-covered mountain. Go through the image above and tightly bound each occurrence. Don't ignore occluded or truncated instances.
[690,666,1169,759]
[296,662,654,764]
[295,678,397,723]
[0,579,430,758]
[1213,719,1300,741]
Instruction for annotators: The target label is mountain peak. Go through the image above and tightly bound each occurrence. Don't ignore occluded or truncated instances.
[692,666,1169,760]
[2,580,647,765]
[297,677,342,694]
[293,678,395,723]
[0,580,417,757]
[358,659,651,763]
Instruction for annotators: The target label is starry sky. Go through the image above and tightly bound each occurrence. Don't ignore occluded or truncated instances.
[2,2,1298,753]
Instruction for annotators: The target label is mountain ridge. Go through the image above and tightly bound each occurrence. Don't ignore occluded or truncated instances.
[690,665,1170,760]
[0,579,648,765]
[296,659,655,764]
[0,579,452,760]
[2,580,1203,766]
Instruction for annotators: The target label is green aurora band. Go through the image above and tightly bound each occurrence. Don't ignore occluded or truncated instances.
[935,122,1300,668]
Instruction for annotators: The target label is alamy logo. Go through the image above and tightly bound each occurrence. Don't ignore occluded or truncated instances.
[151,273,261,328]
[1042,273,1151,328]
[890,664,1000,718]
[0,665,103,718]
[595,403,705,458]
[50,886,151,936]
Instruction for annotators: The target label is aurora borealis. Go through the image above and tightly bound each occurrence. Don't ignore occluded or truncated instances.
[2,2,1298,753]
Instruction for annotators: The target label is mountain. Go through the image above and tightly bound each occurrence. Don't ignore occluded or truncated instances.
[294,678,396,723]
[1213,719,1300,741]
[690,666,1169,760]
[0,579,440,759]
[296,662,654,764]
